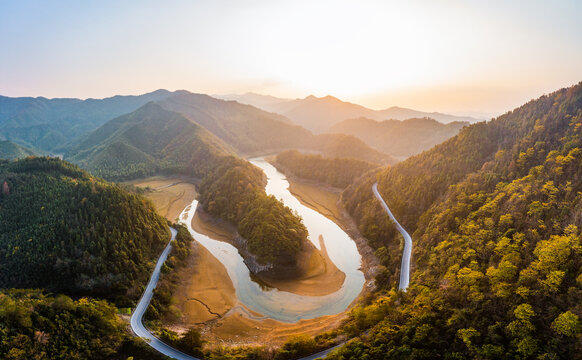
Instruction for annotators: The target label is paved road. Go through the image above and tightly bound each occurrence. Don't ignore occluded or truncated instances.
[130,227,201,360]
[131,226,341,360]
[372,182,412,290]
[299,344,343,359]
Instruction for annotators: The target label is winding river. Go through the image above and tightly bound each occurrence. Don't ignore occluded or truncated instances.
[176,158,365,322]
[131,159,374,359]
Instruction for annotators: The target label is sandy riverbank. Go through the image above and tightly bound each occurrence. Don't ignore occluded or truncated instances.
[191,209,345,296]
[268,162,381,284]
[124,177,198,221]
[128,173,374,347]
[287,181,343,225]
[202,308,346,347]
[171,243,236,324]
[164,211,349,346]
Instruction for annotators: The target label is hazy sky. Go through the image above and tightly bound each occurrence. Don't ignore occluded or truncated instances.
[1,0,581,116]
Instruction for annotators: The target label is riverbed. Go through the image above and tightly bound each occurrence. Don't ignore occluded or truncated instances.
[176,157,365,323]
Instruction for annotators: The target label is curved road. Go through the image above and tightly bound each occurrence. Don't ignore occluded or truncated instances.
[372,182,412,290]
[130,227,202,360]
[131,226,339,360]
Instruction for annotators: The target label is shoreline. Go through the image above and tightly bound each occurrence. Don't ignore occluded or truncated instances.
[128,173,376,348]
[269,160,381,284]
[192,206,346,297]
[123,176,198,222]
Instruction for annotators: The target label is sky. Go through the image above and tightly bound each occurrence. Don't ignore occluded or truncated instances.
[1,0,581,116]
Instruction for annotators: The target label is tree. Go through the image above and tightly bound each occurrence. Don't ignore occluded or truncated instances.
[551,311,581,337]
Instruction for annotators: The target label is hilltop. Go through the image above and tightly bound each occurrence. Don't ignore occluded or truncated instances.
[334,82,582,358]
[0,157,170,301]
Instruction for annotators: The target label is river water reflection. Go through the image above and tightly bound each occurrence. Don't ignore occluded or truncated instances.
[178,158,365,322]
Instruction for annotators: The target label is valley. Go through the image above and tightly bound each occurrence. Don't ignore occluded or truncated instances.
[3,2,582,359]
[125,158,368,352]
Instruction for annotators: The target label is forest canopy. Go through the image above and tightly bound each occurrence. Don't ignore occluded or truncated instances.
[334,82,582,359]
[275,150,381,189]
[0,157,170,303]
[198,156,309,269]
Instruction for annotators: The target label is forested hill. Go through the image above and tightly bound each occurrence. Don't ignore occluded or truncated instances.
[329,116,468,157]
[158,92,394,163]
[0,89,174,152]
[0,157,170,302]
[334,82,582,358]
[275,150,381,188]
[344,82,582,234]
[158,92,312,155]
[66,102,233,180]
[198,156,309,272]
[313,133,395,165]
[0,140,41,159]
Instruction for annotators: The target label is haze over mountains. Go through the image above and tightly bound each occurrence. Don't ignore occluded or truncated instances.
[0,90,175,152]
[218,92,482,133]
[330,117,468,158]
[3,82,582,359]
[0,140,41,159]
[0,89,471,165]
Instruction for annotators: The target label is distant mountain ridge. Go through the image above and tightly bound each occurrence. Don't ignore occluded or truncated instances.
[217,92,482,133]
[330,117,468,157]
[66,93,395,180]
[66,102,233,180]
[156,92,308,155]
[0,89,176,151]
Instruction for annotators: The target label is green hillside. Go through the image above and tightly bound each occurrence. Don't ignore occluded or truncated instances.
[330,116,468,157]
[66,102,233,180]
[275,150,381,188]
[0,157,170,301]
[158,92,394,163]
[314,133,395,165]
[0,140,40,159]
[334,83,582,358]
[0,289,125,359]
[199,156,309,271]
[158,92,313,155]
[0,90,174,152]
[0,289,172,360]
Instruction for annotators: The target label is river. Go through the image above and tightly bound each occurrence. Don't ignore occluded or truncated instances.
[176,157,365,323]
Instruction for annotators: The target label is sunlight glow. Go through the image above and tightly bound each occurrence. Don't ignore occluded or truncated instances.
[0,0,581,114]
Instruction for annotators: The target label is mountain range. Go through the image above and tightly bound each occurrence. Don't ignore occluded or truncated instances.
[0,89,472,165]
[218,92,482,133]
[65,92,395,180]
[330,117,468,158]
[0,89,176,152]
